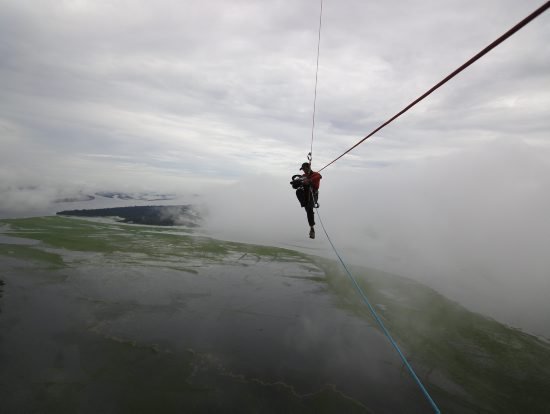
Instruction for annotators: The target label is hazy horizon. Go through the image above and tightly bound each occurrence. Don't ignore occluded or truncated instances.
[2,138,549,340]
[1,1,549,339]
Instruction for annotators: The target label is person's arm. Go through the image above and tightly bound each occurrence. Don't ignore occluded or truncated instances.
[310,173,321,189]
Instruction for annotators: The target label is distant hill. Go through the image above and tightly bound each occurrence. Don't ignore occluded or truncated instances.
[57,205,199,227]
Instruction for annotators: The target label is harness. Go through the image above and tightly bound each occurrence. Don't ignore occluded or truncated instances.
[290,175,320,208]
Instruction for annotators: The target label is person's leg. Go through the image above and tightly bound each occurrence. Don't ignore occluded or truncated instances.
[296,188,306,207]
[306,205,315,238]
[306,206,315,227]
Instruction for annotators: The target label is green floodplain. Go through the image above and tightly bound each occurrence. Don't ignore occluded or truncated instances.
[0,216,549,413]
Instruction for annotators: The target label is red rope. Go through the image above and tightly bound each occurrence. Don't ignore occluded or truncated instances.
[318,1,550,172]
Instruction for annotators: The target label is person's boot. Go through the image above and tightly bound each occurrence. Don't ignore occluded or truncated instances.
[309,227,315,239]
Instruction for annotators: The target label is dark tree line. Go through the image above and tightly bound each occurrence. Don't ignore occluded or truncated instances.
[57,205,199,227]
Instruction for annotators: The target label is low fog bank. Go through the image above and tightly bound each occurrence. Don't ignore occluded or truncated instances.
[1,138,548,338]
[0,176,222,219]
[0,187,177,219]
[202,139,550,338]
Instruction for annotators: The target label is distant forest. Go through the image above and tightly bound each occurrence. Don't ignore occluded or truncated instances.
[57,205,199,227]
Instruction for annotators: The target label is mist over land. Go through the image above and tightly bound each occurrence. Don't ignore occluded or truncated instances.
[195,140,550,340]
[1,215,549,413]
[0,1,548,339]
[1,139,549,339]
[57,205,200,227]
[1,139,549,413]
[0,1,549,411]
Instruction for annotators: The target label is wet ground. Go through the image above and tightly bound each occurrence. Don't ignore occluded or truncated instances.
[1,216,549,413]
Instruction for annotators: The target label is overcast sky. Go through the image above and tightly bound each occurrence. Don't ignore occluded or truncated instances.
[1,0,549,336]
[1,0,548,192]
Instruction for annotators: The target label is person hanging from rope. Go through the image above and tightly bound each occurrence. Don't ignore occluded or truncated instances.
[290,162,322,239]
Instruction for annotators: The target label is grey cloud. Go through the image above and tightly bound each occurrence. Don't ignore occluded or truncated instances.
[0,0,548,213]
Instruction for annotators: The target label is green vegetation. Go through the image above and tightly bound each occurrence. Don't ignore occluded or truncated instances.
[24,329,371,414]
[0,279,4,313]
[0,244,65,267]
[1,216,549,413]
[311,257,550,413]
[0,216,310,267]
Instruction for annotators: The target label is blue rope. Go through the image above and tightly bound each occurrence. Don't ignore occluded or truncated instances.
[303,1,440,409]
[314,205,441,414]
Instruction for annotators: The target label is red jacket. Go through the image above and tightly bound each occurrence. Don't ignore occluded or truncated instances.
[302,171,322,191]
